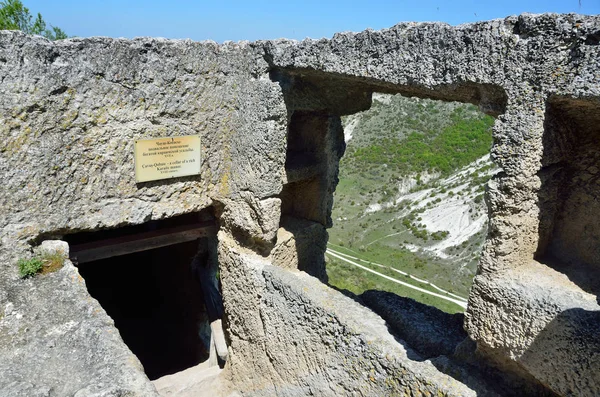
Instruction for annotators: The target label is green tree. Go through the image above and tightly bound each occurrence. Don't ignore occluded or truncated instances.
[0,0,67,40]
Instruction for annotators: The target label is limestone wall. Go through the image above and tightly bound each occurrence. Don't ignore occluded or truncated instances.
[0,32,288,396]
[1,13,599,397]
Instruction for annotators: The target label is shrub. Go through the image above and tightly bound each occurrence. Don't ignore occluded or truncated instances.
[17,257,43,278]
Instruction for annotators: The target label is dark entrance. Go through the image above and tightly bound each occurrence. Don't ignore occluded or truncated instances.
[65,211,219,380]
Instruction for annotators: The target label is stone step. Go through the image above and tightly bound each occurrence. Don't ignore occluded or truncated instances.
[152,361,222,397]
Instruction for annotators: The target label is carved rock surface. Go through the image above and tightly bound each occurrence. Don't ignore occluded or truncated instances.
[1,12,599,397]
[0,261,160,397]
[0,32,287,397]
[219,240,479,396]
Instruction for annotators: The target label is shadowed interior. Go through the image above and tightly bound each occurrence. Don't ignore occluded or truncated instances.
[78,241,208,380]
[536,96,600,298]
[65,211,218,380]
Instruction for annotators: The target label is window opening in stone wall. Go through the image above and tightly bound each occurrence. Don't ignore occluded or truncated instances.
[64,210,224,381]
[325,93,498,315]
[535,96,600,300]
[277,110,343,282]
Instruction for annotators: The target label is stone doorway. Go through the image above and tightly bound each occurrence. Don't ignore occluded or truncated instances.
[65,211,219,380]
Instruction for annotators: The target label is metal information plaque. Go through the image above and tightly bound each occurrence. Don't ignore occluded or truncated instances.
[134,135,201,183]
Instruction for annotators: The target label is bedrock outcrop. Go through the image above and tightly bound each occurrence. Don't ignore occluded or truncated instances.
[1,12,599,396]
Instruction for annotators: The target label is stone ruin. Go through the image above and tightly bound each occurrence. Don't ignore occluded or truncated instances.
[0,12,599,397]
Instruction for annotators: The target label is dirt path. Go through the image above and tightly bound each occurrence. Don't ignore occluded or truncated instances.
[326,247,468,309]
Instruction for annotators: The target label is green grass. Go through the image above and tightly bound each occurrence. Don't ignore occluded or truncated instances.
[17,250,67,278]
[327,241,474,298]
[325,255,464,314]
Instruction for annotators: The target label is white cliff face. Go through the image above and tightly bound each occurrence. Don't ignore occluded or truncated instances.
[416,156,497,257]
[342,115,359,143]
[396,171,441,195]
[358,155,495,260]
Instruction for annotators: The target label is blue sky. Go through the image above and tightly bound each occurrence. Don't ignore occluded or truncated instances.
[24,1,600,42]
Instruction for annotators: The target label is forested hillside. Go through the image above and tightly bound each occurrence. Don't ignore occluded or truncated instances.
[0,0,67,40]
[327,94,498,313]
